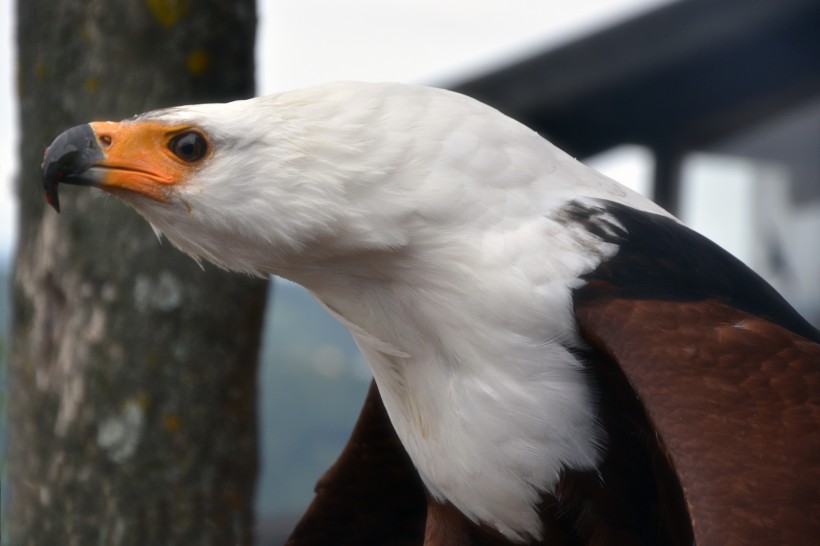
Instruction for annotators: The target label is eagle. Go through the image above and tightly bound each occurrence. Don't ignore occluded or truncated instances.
[42,82,819,545]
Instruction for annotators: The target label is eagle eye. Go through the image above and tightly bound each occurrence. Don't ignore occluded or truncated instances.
[169,131,208,162]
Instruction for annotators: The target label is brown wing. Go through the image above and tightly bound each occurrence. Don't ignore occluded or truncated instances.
[575,292,820,545]
[285,380,426,546]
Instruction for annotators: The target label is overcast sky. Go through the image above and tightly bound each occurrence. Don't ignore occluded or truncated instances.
[0,0,672,264]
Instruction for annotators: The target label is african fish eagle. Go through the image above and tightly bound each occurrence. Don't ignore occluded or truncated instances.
[42,82,820,545]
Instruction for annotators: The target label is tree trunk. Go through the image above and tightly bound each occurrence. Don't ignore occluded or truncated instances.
[10,1,266,545]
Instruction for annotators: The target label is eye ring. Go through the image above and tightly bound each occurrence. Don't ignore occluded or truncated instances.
[169,131,208,162]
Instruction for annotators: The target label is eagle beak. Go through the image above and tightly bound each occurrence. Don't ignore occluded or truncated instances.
[43,120,190,212]
[42,124,106,213]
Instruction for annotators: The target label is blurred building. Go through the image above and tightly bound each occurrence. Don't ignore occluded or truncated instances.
[451,0,820,326]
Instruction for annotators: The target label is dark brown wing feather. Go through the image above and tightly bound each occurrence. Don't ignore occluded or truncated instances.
[565,199,820,544]
[285,381,426,546]
[575,292,820,545]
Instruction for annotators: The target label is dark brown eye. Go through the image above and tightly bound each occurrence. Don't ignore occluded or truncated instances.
[169,131,208,162]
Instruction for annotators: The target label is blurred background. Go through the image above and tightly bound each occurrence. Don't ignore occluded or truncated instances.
[1,0,819,544]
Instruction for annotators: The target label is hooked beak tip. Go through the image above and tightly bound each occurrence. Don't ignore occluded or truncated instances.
[44,186,61,213]
[41,123,104,212]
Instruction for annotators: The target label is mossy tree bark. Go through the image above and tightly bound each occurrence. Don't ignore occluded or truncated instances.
[10,1,266,544]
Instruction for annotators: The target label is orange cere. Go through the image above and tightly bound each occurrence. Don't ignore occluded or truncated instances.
[89,121,200,202]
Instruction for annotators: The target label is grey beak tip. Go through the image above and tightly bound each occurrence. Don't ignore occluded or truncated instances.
[41,124,103,212]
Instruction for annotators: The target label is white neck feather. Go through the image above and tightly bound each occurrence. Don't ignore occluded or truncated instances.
[288,205,614,542]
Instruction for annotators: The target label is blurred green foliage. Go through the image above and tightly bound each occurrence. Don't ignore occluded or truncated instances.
[256,279,370,519]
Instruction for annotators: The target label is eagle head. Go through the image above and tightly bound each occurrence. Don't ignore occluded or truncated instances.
[42,83,477,276]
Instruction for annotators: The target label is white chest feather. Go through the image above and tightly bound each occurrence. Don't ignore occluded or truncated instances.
[358,318,603,543]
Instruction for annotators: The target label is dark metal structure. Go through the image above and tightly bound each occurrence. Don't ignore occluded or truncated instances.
[450,0,820,213]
